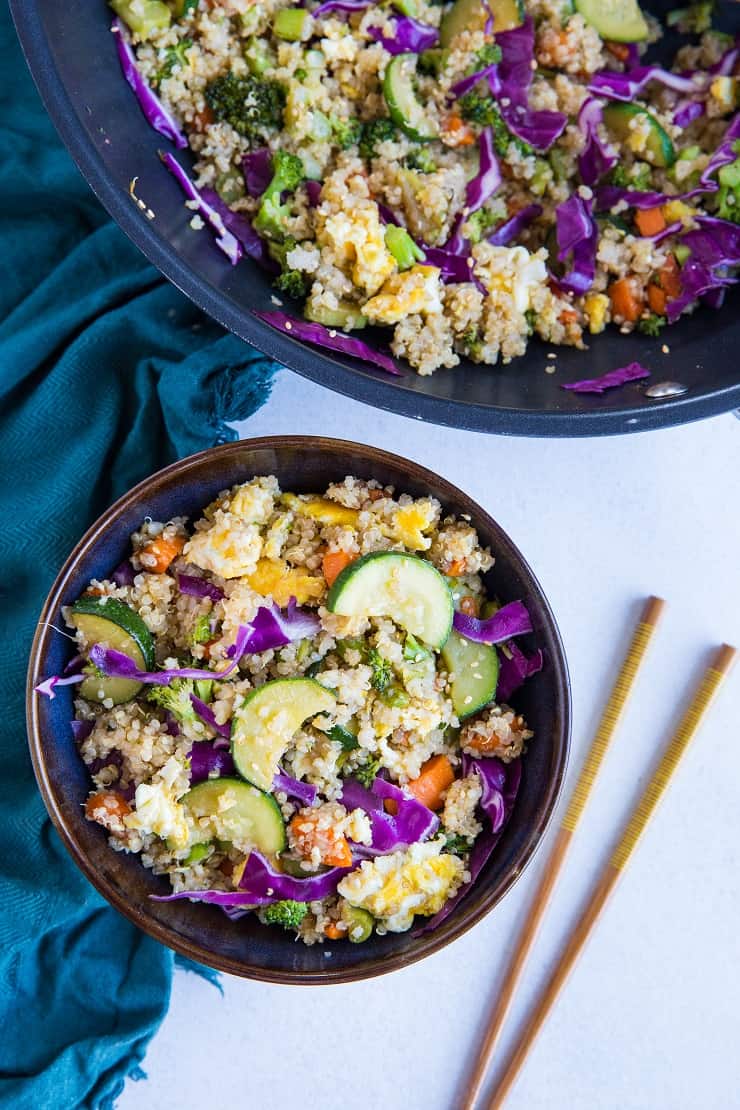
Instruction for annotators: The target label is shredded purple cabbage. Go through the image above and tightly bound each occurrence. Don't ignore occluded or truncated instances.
[504,106,567,152]
[177,573,224,602]
[577,98,617,187]
[561,361,651,394]
[588,65,698,102]
[496,643,544,703]
[674,99,704,129]
[71,719,94,744]
[452,600,532,645]
[160,153,243,265]
[242,148,272,198]
[305,180,322,207]
[552,193,598,295]
[415,757,521,934]
[273,771,318,807]
[243,598,321,654]
[88,748,124,778]
[495,18,535,110]
[238,850,354,903]
[112,560,135,587]
[486,204,542,246]
[199,187,276,270]
[88,624,250,686]
[666,217,740,322]
[422,245,477,284]
[188,741,235,784]
[312,0,372,14]
[368,16,438,54]
[190,695,231,741]
[253,310,401,375]
[451,62,499,100]
[466,127,501,214]
[112,19,187,149]
[341,776,439,853]
[35,672,86,700]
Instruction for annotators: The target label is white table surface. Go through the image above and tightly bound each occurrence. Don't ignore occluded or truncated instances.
[120,372,740,1110]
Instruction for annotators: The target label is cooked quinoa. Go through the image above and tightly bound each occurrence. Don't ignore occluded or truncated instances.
[41,474,539,944]
[113,0,740,375]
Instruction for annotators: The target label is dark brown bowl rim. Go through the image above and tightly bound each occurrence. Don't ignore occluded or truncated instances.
[27,437,571,984]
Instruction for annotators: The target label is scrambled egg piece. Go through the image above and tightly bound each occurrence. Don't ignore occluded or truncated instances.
[390,499,438,551]
[125,780,190,850]
[473,245,547,313]
[185,480,274,579]
[248,558,325,606]
[362,265,443,325]
[662,199,696,226]
[282,492,358,526]
[319,203,396,296]
[184,519,262,580]
[583,292,609,335]
[338,839,465,931]
[710,76,737,112]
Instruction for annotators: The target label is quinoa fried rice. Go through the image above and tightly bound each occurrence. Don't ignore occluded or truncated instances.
[113,0,740,375]
[41,475,539,945]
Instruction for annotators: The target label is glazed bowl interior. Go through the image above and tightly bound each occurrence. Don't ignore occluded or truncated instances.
[28,438,570,983]
[10,1,740,435]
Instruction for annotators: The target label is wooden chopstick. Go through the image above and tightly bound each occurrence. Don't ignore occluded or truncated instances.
[485,642,737,1110]
[458,596,665,1110]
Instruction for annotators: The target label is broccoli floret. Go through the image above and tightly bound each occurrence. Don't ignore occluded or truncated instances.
[261,900,309,929]
[465,207,499,244]
[716,146,740,223]
[418,48,447,76]
[268,235,308,297]
[274,270,308,298]
[403,633,430,663]
[327,724,360,751]
[406,146,437,173]
[204,73,285,140]
[354,755,382,789]
[442,831,473,855]
[154,39,192,86]
[331,116,363,150]
[461,325,484,361]
[474,43,502,68]
[254,150,305,241]
[147,678,197,724]
[359,118,398,161]
[378,682,410,708]
[638,313,667,336]
[367,647,392,692]
[666,2,715,33]
[190,613,213,646]
[459,95,533,158]
[608,161,653,192]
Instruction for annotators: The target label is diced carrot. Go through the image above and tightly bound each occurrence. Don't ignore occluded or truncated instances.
[139,533,186,574]
[193,105,214,131]
[647,284,667,315]
[85,791,132,827]
[635,208,667,237]
[559,309,579,326]
[441,112,476,147]
[460,595,480,618]
[446,558,466,577]
[658,254,682,298]
[605,41,630,63]
[383,798,399,816]
[83,588,105,598]
[608,277,644,324]
[289,812,353,868]
[322,549,355,587]
[407,755,455,811]
[324,922,346,940]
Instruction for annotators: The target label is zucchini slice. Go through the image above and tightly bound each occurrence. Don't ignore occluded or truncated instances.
[231,677,336,792]
[70,597,154,705]
[440,629,499,720]
[183,778,286,854]
[440,0,524,46]
[327,551,453,650]
[383,54,439,142]
[602,102,675,168]
[574,0,649,43]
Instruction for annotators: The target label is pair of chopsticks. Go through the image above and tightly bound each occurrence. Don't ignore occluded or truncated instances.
[459,598,736,1110]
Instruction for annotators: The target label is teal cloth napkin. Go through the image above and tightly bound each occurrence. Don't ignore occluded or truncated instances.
[0,5,277,1107]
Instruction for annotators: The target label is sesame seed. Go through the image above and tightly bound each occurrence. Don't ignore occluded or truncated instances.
[547,352,557,359]
[662,344,670,354]
[545,365,557,375]
[285,321,292,330]
[464,695,472,705]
